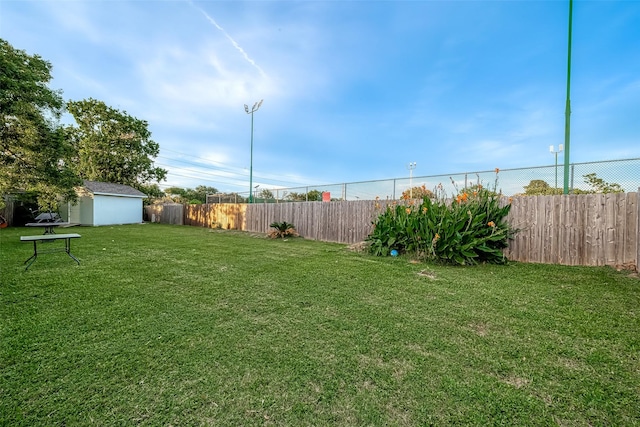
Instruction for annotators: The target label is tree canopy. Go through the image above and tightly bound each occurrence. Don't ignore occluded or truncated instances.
[66,98,167,189]
[286,190,323,202]
[401,185,434,200]
[256,189,274,201]
[581,173,623,194]
[522,174,623,196]
[0,38,81,210]
[522,180,562,195]
[165,185,219,204]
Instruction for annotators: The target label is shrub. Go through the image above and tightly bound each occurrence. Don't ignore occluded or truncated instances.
[401,184,434,200]
[268,221,299,239]
[367,172,516,265]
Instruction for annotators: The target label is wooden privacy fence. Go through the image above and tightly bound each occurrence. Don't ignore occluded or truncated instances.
[505,192,638,269]
[145,191,639,270]
[145,204,184,225]
[184,203,246,230]
[244,201,377,243]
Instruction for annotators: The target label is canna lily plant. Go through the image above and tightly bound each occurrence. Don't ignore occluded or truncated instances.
[366,170,517,264]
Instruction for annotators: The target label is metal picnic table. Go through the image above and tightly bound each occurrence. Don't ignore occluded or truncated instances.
[25,212,70,234]
[25,221,72,234]
[20,233,82,270]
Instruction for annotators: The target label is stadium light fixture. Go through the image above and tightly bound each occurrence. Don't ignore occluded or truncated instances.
[407,162,417,198]
[550,144,564,190]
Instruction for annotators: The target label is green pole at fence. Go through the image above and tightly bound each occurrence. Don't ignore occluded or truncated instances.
[563,0,573,194]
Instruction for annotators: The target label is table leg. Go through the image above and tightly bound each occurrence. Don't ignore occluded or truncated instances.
[24,241,38,271]
[65,238,80,265]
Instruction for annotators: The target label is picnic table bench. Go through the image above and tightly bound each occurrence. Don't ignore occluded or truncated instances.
[20,233,81,270]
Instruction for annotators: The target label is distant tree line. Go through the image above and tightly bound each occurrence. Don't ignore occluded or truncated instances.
[522,173,623,195]
[161,186,243,205]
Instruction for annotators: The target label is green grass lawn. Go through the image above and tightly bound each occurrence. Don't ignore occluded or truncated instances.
[1,223,639,426]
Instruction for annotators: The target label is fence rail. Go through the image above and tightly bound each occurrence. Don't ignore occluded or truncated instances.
[145,190,639,270]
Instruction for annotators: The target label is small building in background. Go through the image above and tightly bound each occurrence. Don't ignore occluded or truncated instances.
[62,180,146,226]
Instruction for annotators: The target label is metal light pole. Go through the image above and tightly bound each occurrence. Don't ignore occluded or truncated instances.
[407,162,417,198]
[563,0,573,194]
[550,144,564,191]
[244,99,263,203]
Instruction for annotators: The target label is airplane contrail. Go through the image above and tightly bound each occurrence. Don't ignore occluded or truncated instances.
[187,0,267,78]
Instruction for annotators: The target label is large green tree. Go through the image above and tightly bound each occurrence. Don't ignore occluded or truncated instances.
[66,98,167,189]
[0,38,81,210]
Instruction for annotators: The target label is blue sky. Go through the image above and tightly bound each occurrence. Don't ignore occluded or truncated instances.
[2,0,639,196]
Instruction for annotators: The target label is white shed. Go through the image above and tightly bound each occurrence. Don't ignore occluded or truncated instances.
[64,181,147,226]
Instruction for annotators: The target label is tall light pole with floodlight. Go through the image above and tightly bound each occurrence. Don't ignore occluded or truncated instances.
[244,99,263,203]
[407,162,417,198]
[550,144,564,191]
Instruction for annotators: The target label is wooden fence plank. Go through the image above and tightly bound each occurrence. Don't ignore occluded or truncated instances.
[621,192,637,268]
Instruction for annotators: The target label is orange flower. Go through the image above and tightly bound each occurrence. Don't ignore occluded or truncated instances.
[488,221,495,227]
[508,197,513,203]
[473,191,478,197]
[495,168,500,174]
[462,192,469,202]
[422,207,428,214]
[405,208,411,214]
[432,233,440,245]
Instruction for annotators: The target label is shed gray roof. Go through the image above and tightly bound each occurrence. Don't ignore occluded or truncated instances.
[83,180,147,198]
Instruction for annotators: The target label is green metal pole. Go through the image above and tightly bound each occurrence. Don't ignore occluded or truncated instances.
[555,152,558,190]
[249,111,254,204]
[563,0,573,194]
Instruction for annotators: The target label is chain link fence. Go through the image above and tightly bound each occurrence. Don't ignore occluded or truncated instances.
[206,193,243,204]
[228,158,640,203]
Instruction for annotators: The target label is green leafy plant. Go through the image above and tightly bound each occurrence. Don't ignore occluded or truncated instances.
[367,170,517,264]
[268,221,299,239]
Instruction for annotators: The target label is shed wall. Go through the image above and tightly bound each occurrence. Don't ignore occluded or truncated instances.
[79,196,94,225]
[93,195,143,225]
